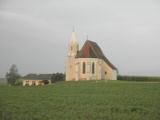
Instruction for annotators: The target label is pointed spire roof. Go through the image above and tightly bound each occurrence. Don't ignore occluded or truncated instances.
[70,29,77,43]
[70,32,77,42]
[68,29,79,55]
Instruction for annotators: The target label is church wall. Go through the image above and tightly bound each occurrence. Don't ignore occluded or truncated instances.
[66,57,117,81]
[112,70,117,80]
[102,61,117,80]
[75,58,104,81]
[105,61,113,80]
[66,57,76,81]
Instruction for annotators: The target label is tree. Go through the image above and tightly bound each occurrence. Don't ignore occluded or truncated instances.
[51,73,65,83]
[5,64,20,85]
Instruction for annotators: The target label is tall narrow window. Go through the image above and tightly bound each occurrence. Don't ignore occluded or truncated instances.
[92,62,95,74]
[82,62,86,74]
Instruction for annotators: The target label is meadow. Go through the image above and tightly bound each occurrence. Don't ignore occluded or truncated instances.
[0,80,160,120]
[0,78,7,85]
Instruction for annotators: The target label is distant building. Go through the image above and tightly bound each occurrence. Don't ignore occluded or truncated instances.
[22,74,52,86]
[66,31,118,81]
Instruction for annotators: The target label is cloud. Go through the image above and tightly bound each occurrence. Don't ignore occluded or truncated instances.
[0,11,53,28]
[0,0,160,77]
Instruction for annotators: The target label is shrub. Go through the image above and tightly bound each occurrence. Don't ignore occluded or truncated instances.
[118,75,160,82]
[14,79,23,86]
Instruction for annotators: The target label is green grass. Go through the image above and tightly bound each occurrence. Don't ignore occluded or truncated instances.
[0,78,7,85]
[0,80,160,120]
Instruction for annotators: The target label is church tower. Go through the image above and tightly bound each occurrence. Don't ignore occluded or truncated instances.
[67,30,79,57]
[66,30,79,81]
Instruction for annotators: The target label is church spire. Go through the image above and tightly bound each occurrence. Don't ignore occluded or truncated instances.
[70,26,77,43]
[68,29,79,57]
[70,30,77,43]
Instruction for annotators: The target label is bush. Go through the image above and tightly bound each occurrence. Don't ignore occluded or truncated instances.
[118,75,160,82]
[51,73,65,83]
[14,79,23,86]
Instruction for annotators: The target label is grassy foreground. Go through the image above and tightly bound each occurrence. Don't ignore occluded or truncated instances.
[0,81,160,120]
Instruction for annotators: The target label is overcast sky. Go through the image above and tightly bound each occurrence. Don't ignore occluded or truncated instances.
[0,0,160,77]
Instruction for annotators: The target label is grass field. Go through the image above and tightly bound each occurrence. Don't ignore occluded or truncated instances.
[0,78,7,85]
[0,81,160,120]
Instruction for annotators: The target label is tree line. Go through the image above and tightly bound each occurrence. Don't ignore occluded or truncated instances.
[118,75,160,82]
[5,64,65,86]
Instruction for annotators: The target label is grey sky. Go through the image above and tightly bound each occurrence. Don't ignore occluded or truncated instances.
[0,0,160,77]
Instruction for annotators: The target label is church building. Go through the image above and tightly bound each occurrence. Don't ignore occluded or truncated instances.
[66,31,118,81]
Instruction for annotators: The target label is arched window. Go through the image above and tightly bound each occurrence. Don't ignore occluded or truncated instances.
[82,62,86,74]
[92,62,95,74]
